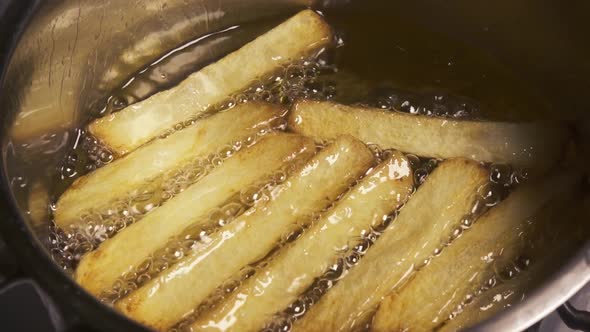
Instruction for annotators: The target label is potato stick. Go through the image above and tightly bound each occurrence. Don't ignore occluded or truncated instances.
[289,100,567,170]
[192,152,414,332]
[371,171,581,332]
[76,133,316,296]
[438,271,533,332]
[88,10,333,155]
[439,259,569,332]
[440,272,554,331]
[294,159,489,332]
[115,136,374,331]
[439,196,590,332]
[56,103,285,229]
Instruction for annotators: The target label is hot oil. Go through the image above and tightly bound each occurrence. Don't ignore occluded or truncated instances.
[48,17,342,272]
[321,5,554,122]
[262,160,514,332]
[46,7,574,332]
[98,157,309,304]
[49,116,289,273]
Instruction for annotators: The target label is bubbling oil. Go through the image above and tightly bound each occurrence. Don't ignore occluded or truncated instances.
[49,38,344,273]
[99,158,308,304]
[262,165,511,332]
[167,155,387,331]
[50,116,286,272]
[45,11,554,332]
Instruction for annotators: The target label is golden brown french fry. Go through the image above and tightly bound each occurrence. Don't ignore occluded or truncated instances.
[371,171,581,332]
[192,152,414,332]
[55,103,285,229]
[289,100,567,170]
[294,159,489,332]
[438,196,590,332]
[115,136,374,331]
[75,133,316,297]
[88,10,333,155]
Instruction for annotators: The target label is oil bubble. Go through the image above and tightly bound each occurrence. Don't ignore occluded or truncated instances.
[414,168,429,186]
[490,164,512,185]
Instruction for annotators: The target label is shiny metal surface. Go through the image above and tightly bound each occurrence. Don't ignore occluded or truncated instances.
[0,0,588,331]
[4,0,309,142]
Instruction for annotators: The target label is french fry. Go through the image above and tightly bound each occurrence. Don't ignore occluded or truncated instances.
[439,256,572,332]
[289,100,567,170]
[439,266,570,331]
[88,10,333,155]
[371,171,581,332]
[75,133,316,297]
[438,270,534,332]
[191,152,414,332]
[55,103,285,229]
[115,136,374,331]
[294,159,489,331]
[439,196,590,332]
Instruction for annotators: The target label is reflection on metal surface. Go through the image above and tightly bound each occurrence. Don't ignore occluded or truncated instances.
[3,0,309,143]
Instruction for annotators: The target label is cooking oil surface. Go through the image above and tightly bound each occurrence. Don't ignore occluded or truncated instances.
[41,8,588,332]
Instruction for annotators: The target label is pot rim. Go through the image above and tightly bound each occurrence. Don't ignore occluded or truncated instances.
[0,2,588,332]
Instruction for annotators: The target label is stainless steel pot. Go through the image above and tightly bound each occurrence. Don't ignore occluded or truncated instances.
[0,1,589,331]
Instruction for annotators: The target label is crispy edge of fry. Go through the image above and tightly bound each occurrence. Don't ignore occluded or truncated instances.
[75,133,316,297]
[114,136,374,331]
[371,171,582,332]
[293,158,490,332]
[191,152,414,332]
[288,100,568,170]
[88,10,333,155]
[55,103,285,229]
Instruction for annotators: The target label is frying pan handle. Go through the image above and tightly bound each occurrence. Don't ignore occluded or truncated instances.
[558,302,590,332]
